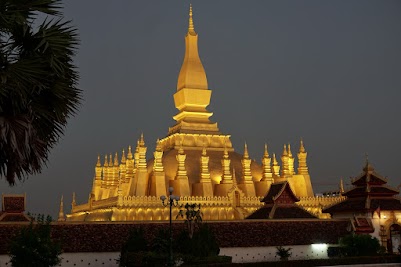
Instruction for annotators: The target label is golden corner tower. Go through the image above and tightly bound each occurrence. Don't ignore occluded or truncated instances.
[65,6,342,222]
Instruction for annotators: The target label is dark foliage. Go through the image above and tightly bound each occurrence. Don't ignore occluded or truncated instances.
[276,246,292,260]
[8,215,62,267]
[151,228,170,254]
[327,246,342,258]
[0,0,81,184]
[175,224,220,258]
[176,203,202,239]
[339,234,381,257]
[119,223,221,266]
[118,227,148,267]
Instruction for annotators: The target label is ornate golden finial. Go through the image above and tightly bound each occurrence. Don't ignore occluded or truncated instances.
[244,142,249,159]
[273,153,278,165]
[72,192,76,205]
[299,138,306,153]
[121,149,126,164]
[114,152,119,166]
[340,178,345,194]
[363,153,374,172]
[139,133,145,146]
[156,139,162,151]
[58,195,65,222]
[109,153,113,166]
[282,144,288,156]
[127,145,133,160]
[263,143,269,158]
[103,155,108,167]
[261,143,272,182]
[287,143,293,157]
[188,4,196,35]
[95,155,102,180]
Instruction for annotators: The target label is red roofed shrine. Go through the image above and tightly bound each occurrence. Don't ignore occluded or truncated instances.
[247,181,317,219]
[0,194,30,222]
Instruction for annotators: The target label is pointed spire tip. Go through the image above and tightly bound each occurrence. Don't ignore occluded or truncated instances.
[188,3,196,35]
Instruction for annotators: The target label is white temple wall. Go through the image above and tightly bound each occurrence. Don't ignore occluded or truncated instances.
[220,244,330,263]
[0,244,332,266]
[0,252,120,267]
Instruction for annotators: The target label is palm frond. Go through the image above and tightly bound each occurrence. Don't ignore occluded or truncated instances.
[0,0,81,185]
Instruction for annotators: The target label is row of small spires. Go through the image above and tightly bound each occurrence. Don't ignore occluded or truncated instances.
[89,135,309,192]
[94,135,308,173]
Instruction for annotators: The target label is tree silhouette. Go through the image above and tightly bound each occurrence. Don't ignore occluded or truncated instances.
[0,0,81,184]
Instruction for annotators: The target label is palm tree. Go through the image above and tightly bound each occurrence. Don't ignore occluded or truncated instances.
[0,0,81,185]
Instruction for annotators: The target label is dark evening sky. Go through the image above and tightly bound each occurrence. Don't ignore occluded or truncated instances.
[1,1,400,218]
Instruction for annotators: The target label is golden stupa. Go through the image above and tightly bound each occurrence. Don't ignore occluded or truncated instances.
[66,6,343,221]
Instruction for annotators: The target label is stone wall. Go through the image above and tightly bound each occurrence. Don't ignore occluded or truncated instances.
[0,219,350,254]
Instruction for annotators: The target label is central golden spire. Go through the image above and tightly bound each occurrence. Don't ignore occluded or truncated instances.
[169,5,220,135]
[176,5,208,91]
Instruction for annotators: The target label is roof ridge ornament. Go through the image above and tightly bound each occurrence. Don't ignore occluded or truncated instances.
[363,153,374,172]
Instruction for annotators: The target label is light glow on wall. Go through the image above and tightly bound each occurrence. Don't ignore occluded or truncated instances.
[311,243,328,251]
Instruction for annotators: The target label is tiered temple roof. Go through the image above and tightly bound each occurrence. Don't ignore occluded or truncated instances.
[323,161,401,215]
[247,182,317,219]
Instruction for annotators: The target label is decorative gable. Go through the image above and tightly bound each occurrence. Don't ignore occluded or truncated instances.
[2,194,25,213]
[247,182,316,220]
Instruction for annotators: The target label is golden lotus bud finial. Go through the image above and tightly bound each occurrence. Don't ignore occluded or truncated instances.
[96,155,101,167]
[244,142,249,159]
[127,145,133,160]
[188,4,196,35]
[264,143,269,158]
[104,154,108,167]
[139,132,145,146]
[282,144,288,156]
[273,153,278,165]
[299,138,306,153]
[287,143,292,157]
[121,149,126,163]
[156,139,162,151]
[109,153,113,166]
[114,152,119,166]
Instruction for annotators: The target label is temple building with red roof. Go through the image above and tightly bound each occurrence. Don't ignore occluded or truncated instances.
[247,181,317,219]
[323,160,401,253]
[0,194,30,222]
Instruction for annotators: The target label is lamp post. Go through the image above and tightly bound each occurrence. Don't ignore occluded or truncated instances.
[160,187,180,267]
